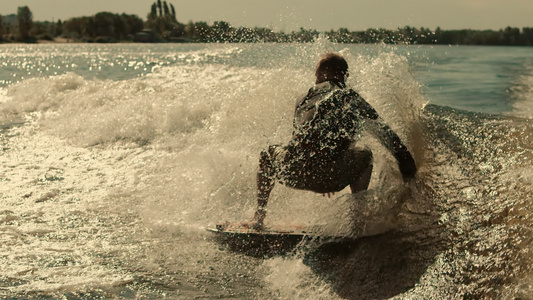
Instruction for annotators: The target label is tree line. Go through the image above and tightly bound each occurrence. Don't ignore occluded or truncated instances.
[1,4,533,46]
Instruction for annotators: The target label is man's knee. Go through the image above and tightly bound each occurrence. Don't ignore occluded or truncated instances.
[362,148,373,168]
[351,147,373,167]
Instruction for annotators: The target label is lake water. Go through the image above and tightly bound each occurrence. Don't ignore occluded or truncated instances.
[0,42,532,299]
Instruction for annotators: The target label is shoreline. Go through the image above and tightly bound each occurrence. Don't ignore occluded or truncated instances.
[0,39,528,47]
[0,36,531,47]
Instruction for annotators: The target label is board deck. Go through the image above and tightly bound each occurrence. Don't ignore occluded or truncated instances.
[207,222,355,257]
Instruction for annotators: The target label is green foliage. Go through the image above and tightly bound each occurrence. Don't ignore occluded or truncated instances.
[0,14,15,41]
[17,6,33,42]
[146,1,181,40]
[1,3,532,45]
[323,26,533,46]
[0,15,3,41]
[170,4,176,18]
[63,12,143,41]
[55,20,63,37]
[163,2,170,16]
[157,0,162,17]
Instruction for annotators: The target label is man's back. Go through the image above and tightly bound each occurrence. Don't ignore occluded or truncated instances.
[289,81,375,159]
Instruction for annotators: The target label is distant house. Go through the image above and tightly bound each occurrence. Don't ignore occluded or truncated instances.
[134,29,158,43]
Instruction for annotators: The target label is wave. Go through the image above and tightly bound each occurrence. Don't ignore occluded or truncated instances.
[9,44,533,298]
[509,63,533,119]
[0,46,428,224]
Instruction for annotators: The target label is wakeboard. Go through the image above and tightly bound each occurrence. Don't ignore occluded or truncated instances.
[207,222,356,257]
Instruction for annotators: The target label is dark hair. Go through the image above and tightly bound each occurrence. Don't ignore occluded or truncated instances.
[315,53,349,82]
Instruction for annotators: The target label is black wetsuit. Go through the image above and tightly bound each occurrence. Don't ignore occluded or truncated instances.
[267,81,416,193]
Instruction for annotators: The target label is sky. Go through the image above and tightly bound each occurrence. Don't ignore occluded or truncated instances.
[2,0,532,32]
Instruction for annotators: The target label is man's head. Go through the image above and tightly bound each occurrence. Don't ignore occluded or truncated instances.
[315,53,349,84]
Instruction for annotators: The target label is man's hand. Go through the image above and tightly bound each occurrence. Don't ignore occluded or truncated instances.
[400,161,417,182]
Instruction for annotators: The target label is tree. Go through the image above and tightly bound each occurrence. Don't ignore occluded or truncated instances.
[192,21,211,41]
[523,27,533,46]
[163,1,170,16]
[62,13,143,42]
[169,3,177,23]
[0,15,3,41]
[157,0,163,17]
[213,21,232,42]
[146,1,185,40]
[93,12,115,37]
[17,6,33,41]
[150,3,157,19]
[170,4,176,17]
[54,19,63,37]
[501,26,520,45]
[123,14,143,36]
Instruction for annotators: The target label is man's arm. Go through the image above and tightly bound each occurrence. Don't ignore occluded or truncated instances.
[366,119,417,181]
[354,94,417,181]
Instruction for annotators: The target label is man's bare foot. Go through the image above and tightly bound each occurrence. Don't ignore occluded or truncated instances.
[239,219,264,231]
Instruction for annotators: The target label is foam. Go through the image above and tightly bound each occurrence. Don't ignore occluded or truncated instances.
[262,257,341,300]
[509,64,533,119]
[0,44,429,297]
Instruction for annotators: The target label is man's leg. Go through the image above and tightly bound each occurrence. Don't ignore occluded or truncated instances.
[254,148,276,228]
[349,148,373,194]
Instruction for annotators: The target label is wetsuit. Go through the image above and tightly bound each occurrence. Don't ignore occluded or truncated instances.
[263,81,416,193]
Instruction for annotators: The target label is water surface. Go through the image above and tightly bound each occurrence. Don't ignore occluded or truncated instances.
[0,43,532,299]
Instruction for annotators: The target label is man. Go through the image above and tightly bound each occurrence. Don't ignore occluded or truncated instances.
[251,53,417,230]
